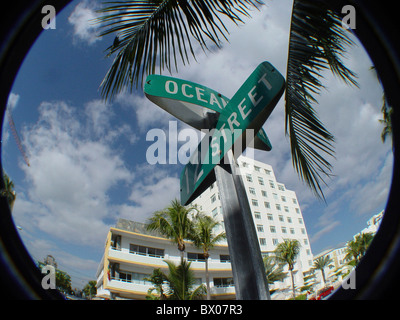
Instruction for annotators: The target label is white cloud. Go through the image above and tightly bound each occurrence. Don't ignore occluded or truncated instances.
[15,100,133,247]
[117,169,180,223]
[68,0,101,45]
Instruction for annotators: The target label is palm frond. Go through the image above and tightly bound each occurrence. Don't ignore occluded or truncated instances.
[96,0,262,100]
[285,0,358,200]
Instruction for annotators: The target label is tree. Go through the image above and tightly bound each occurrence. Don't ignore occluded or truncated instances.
[274,239,301,299]
[164,258,206,300]
[344,232,374,265]
[83,280,97,299]
[96,0,358,200]
[191,213,226,300]
[55,270,72,294]
[263,255,287,287]
[144,268,168,300]
[146,199,197,259]
[313,256,333,286]
[1,172,16,210]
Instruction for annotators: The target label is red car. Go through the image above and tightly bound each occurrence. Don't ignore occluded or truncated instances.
[309,286,334,300]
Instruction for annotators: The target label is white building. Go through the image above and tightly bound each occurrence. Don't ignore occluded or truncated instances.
[311,210,384,291]
[95,155,313,299]
[95,219,235,300]
[191,155,314,298]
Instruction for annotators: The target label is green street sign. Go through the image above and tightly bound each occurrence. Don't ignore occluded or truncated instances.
[144,74,271,152]
[180,61,285,205]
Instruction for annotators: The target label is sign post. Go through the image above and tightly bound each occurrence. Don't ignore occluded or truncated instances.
[144,61,285,300]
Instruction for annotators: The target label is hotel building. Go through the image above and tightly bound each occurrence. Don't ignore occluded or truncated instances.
[95,156,313,299]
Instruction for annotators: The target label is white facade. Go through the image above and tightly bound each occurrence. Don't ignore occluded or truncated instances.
[191,155,314,296]
[96,219,235,300]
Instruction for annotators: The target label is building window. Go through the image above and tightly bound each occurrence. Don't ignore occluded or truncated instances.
[264,201,270,209]
[273,238,279,245]
[292,198,297,204]
[129,244,164,258]
[115,271,151,285]
[252,199,259,207]
[249,187,256,195]
[246,174,253,182]
[267,213,273,221]
[269,180,275,188]
[284,206,289,213]
[214,277,234,287]
[281,195,286,202]
[242,162,248,168]
[211,194,216,203]
[278,185,285,191]
[220,255,231,263]
[270,226,276,233]
[287,217,292,223]
[264,169,271,175]
[254,212,261,219]
[279,215,284,222]
[295,208,300,214]
[259,238,267,245]
[261,190,267,197]
[276,204,281,211]
[301,228,306,234]
[188,252,206,261]
[281,227,287,233]
[304,239,308,245]
[254,166,260,172]
[290,228,295,234]
[257,225,264,232]
[298,218,303,224]
[258,177,264,186]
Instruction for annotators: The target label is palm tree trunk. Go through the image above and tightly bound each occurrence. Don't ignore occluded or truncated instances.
[205,258,210,300]
[290,269,295,300]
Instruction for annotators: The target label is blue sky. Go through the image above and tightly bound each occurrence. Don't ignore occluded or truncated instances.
[2,0,392,289]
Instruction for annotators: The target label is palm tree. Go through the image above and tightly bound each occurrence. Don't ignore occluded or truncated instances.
[313,256,333,286]
[344,232,374,265]
[146,199,197,259]
[191,213,226,300]
[274,239,301,299]
[1,173,16,210]
[164,258,206,300]
[83,280,97,299]
[144,268,168,300]
[344,238,359,265]
[263,255,287,286]
[96,0,358,200]
[371,66,393,145]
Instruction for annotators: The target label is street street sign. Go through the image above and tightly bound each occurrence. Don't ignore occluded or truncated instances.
[144,74,272,152]
[180,61,285,205]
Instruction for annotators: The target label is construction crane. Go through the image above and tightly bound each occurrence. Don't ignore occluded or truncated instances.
[6,109,30,167]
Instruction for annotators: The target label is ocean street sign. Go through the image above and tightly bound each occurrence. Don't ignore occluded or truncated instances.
[144,74,272,152]
[180,61,285,205]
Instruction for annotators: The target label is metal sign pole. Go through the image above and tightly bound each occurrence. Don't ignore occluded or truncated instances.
[215,150,270,300]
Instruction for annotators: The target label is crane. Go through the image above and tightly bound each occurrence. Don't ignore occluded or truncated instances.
[6,109,30,167]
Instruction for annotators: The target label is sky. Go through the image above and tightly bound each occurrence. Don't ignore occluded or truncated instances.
[1,0,392,290]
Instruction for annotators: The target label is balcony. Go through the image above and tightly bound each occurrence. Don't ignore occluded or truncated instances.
[108,247,232,272]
